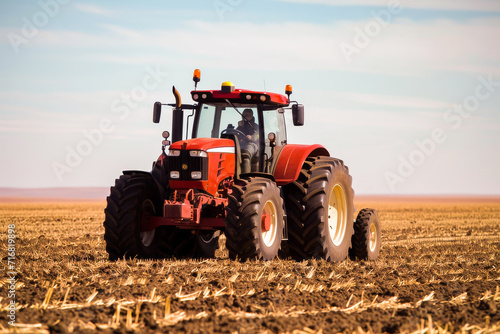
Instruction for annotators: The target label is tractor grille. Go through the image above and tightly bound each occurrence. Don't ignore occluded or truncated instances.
[168,150,208,180]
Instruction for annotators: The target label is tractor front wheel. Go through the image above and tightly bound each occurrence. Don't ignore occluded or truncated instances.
[349,208,381,261]
[225,177,284,261]
[156,229,220,259]
[196,231,220,258]
[284,157,355,262]
[103,174,162,260]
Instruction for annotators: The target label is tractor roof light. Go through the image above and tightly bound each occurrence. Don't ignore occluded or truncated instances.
[221,81,235,93]
[285,84,292,99]
[193,69,201,90]
[193,69,201,82]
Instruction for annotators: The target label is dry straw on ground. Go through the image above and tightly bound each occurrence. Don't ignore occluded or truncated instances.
[0,199,499,333]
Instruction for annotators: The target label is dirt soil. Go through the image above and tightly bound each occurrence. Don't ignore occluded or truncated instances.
[1,199,499,333]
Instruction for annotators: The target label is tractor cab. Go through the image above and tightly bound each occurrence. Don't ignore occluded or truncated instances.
[154,71,304,180]
[192,82,296,175]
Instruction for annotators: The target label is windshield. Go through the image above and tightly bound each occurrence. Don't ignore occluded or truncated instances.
[194,102,287,173]
[196,104,258,139]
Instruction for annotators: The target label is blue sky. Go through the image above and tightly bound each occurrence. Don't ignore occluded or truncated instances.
[0,0,499,194]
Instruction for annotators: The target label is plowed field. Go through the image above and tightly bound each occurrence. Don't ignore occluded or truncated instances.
[1,198,499,333]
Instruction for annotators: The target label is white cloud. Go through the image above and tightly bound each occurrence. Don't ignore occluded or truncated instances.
[331,92,449,110]
[0,90,158,135]
[74,4,112,16]
[8,17,498,77]
[275,0,500,12]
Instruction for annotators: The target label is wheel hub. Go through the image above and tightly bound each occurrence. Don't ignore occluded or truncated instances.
[327,184,347,246]
[261,200,277,247]
[261,213,272,232]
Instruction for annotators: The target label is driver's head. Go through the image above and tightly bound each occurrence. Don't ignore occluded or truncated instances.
[242,109,254,121]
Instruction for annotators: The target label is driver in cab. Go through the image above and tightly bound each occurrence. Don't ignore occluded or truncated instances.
[237,109,258,174]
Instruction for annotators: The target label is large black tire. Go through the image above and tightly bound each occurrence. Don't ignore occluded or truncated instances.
[103,173,163,260]
[156,229,220,259]
[196,231,220,258]
[349,209,381,261]
[225,177,284,261]
[283,157,355,262]
[156,228,195,258]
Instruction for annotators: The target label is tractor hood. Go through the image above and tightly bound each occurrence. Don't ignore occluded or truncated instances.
[169,138,235,153]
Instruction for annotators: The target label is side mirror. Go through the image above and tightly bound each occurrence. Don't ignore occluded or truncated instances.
[153,102,162,123]
[292,104,304,126]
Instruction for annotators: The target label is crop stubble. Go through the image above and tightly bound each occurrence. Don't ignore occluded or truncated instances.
[0,199,499,333]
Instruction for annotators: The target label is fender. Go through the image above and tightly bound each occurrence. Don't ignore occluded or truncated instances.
[273,144,329,186]
[240,172,276,182]
[123,170,152,177]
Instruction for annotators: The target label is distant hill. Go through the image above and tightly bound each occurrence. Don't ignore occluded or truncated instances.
[0,187,109,202]
[1,188,498,203]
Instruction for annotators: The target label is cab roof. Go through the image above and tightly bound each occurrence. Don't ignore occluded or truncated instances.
[190,88,290,107]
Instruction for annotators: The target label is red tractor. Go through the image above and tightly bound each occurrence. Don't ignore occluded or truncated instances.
[103,70,381,262]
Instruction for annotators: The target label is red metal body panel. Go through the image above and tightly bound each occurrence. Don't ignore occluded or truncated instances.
[157,136,237,230]
[169,138,235,195]
[142,190,228,231]
[206,151,235,195]
[170,180,209,192]
[164,202,192,220]
[168,154,235,195]
[169,138,234,151]
[273,144,330,185]
[147,216,226,230]
[191,89,289,106]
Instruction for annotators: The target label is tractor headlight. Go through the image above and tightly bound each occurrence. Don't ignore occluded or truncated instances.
[169,150,181,156]
[170,171,180,179]
[189,150,207,157]
[191,171,202,179]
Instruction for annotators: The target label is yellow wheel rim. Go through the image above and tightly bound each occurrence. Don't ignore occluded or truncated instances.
[328,184,347,246]
[369,222,377,252]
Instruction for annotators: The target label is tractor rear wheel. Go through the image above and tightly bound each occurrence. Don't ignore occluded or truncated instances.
[284,157,354,261]
[225,177,283,261]
[196,231,220,258]
[156,229,219,259]
[156,228,195,258]
[103,174,162,260]
[349,209,381,261]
